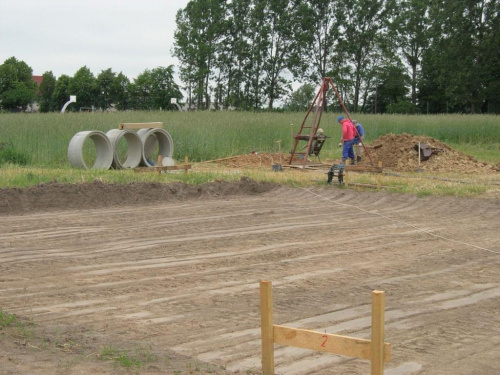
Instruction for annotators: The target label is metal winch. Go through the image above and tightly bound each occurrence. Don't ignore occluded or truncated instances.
[327,163,345,185]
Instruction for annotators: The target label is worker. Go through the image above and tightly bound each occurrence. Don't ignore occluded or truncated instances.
[352,119,365,163]
[308,127,328,156]
[337,115,356,165]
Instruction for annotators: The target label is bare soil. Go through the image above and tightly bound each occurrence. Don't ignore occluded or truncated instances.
[209,134,498,174]
[366,133,497,173]
[0,178,499,374]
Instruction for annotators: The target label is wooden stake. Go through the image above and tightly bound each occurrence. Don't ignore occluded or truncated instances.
[184,156,189,174]
[418,142,421,166]
[371,290,386,375]
[260,280,274,375]
[377,161,383,189]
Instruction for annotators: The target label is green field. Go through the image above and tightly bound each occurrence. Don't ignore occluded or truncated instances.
[1,112,499,167]
[0,112,499,197]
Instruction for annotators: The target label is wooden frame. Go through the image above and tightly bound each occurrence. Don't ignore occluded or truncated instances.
[119,122,163,130]
[260,280,391,375]
[134,156,191,174]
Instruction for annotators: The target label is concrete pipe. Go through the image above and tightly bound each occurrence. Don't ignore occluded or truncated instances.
[67,131,113,170]
[106,129,142,169]
[137,128,174,167]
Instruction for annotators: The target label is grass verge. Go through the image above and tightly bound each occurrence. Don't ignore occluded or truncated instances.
[98,345,158,370]
[1,163,499,198]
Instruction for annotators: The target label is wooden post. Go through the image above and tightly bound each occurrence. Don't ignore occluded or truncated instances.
[418,142,421,166]
[184,156,189,175]
[259,283,390,373]
[157,155,163,174]
[260,280,274,375]
[371,290,386,375]
[377,161,383,189]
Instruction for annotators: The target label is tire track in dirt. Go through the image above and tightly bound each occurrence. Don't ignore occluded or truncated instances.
[0,186,499,374]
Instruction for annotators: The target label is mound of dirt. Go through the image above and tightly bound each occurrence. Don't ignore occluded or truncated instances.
[0,177,277,215]
[365,133,496,174]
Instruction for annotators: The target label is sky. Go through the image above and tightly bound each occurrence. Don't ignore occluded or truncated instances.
[0,0,191,80]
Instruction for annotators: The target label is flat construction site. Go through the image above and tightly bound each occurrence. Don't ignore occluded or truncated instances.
[0,180,499,374]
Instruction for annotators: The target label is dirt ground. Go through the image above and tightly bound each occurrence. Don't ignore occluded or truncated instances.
[210,133,498,174]
[0,177,499,375]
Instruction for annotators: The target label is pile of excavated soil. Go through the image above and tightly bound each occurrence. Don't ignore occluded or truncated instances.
[0,178,278,215]
[365,133,497,174]
[199,134,497,174]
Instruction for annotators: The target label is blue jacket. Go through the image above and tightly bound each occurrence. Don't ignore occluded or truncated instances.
[355,124,364,138]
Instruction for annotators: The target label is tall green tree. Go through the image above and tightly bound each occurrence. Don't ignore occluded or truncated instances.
[244,0,268,110]
[421,0,498,113]
[38,71,56,112]
[131,69,154,110]
[388,0,430,105]
[0,57,37,112]
[51,75,72,112]
[69,66,97,110]
[336,0,391,112]
[150,66,183,109]
[297,0,341,82]
[482,0,500,112]
[285,83,316,111]
[131,66,182,110]
[112,72,132,111]
[96,68,116,111]
[365,64,413,113]
[260,0,300,110]
[215,0,251,109]
[174,0,226,109]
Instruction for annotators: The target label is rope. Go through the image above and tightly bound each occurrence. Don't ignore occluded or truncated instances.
[302,188,500,255]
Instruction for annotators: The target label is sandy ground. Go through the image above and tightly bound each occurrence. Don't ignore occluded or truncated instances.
[0,179,499,374]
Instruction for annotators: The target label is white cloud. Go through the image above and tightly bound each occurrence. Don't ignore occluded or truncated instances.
[0,0,190,79]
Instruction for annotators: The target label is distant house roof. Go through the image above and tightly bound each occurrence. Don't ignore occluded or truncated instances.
[32,75,43,85]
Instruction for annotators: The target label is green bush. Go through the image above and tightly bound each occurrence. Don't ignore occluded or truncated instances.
[0,142,29,166]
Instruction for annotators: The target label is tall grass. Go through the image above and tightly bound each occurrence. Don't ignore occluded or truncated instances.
[0,111,498,167]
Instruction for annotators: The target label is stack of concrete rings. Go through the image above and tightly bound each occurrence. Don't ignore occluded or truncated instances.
[67,128,174,170]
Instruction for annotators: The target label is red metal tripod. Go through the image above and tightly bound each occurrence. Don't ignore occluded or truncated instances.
[289,77,374,166]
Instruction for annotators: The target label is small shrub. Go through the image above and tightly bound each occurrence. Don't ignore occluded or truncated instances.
[0,308,17,328]
[0,142,29,166]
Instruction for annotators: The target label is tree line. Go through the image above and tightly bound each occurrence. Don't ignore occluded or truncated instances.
[0,57,182,112]
[1,0,498,114]
[174,0,499,113]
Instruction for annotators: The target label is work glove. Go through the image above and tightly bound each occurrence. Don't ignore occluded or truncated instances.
[338,143,342,147]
